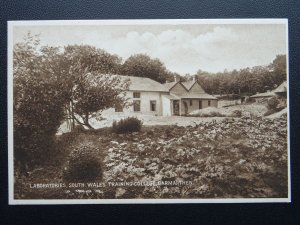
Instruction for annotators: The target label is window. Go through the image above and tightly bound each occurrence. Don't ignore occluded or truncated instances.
[208,100,211,106]
[115,105,123,112]
[150,100,156,111]
[133,92,140,98]
[133,100,141,112]
[199,100,202,109]
[190,100,193,106]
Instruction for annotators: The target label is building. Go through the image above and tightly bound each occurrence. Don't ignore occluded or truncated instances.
[162,77,218,115]
[250,81,287,102]
[103,75,218,116]
[273,81,287,98]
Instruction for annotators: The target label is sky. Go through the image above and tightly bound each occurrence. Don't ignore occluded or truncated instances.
[13,22,287,75]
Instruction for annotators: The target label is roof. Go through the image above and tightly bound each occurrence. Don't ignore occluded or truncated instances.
[179,93,218,100]
[163,81,177,90]
[181,81,195,90]
[273,81,287,93]
[162,94,180,100]
[250,81,287,98]
[250,92,275,98]
[111,75,169,92]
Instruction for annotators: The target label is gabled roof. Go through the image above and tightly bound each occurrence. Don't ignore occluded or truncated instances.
[111,75,169,92]
[163,81,190,92]
[250,81,287,98]
[250,92,275,98]
[163,81,177,90]
[273,81,287,93]
[181,81,195,90]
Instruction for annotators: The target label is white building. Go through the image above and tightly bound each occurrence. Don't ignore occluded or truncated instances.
[103,75,218,116]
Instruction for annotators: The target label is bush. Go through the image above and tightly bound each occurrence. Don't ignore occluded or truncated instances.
[63,143,103,182]
[244,97,255,104]
[264,106,286,116]
[202,111,225,117]
[267,96,280,110]
[14,83,65,171]
[13,38,67,171]
[232,110,242,117]
[112,117,143,134]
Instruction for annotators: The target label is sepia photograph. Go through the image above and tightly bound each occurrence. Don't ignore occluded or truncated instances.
[8,19,289,204]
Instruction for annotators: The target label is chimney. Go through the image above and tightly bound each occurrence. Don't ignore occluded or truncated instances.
[193,76,196,82]
[174,75,177,82]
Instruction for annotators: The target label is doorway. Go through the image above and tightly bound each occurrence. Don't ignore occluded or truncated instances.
[183,101,188,115]
[173,100,179,115]
[199,100,202,109]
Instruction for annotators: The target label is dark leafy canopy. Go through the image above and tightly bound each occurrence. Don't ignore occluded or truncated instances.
[13,36,129,169]
[59,45,129,129]
[72,73,130,129]
[193,54,287,96]
[14,34,67,168]
[121,53,173,83]
[63,45,122,75]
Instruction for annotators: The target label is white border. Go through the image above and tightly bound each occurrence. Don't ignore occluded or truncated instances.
[8,19,290,205]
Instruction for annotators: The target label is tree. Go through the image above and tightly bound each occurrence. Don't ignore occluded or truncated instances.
[13,33,67,170]
[122,54,169,83]
[71,73,129,129]
[13,38,129,170]
[59,45,128,129]
[269,54,286,85]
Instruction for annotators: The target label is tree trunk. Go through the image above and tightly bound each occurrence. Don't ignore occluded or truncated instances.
[84,112,94,129]
[70,100,75,130]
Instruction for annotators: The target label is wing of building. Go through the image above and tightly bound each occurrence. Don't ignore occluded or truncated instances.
[102,75,218,116]
[250,81,287,102]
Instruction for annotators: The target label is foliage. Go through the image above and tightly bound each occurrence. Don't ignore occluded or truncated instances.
[192,55,286,96]
[189,107,229,117]
[121,53,173,83]
[267,96,280,110]
[232,110,242,117]
[102,114,288,198]
[72,73,130,129]
[63,143,103,182]
[201,111,225,117]
[15,115,287,199]
[13,35,129,171]
[60,45,129,129]
[13,33,67,169]
[244,97,256,104]
[112,117,143,134]
[264,106,285,116]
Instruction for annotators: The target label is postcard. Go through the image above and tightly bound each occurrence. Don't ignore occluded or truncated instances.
[8,19,290,204]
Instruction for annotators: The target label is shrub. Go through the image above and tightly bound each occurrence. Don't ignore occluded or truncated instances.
[244,97,255,104]
[13,37,67,171]
[232,110,242,117]
[267,96,280,110]
[112,117,143,134]
[63,143,103,182]
[202,111,225,117]
[14,83,65,171]
[264,106,286,116]
[264,109,278,116]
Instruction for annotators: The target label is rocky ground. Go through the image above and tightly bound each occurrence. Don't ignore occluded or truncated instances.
[15,113,288,199]
[101,114,288,199]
